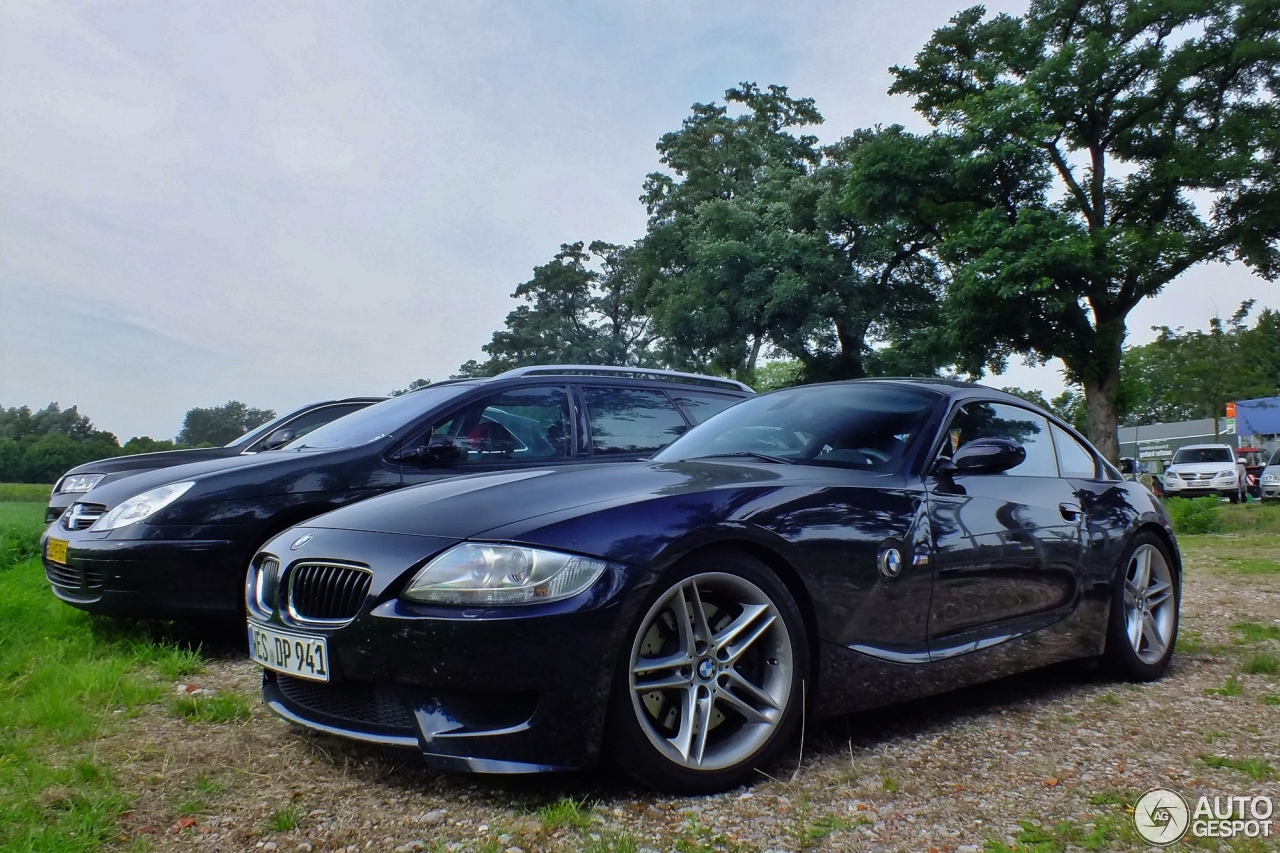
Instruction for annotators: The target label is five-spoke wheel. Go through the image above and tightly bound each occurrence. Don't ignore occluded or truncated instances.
[1106,533,1179,680]
[608,551,806,792]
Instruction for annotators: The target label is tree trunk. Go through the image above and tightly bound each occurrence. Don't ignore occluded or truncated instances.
[1082,372,1121,464]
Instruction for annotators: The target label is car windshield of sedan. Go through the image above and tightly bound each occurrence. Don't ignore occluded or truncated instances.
[283,384,477,450]
[226,411,291,448]
[1172,447,1234,465]
[654,384,941,472]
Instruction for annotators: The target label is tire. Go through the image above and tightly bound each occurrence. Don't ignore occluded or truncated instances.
[605,549,809,794]
[1103,532,1179,681]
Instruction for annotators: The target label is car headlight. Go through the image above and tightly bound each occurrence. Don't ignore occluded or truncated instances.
[1216,469,1236,479]
[56,474,106,494]
[402,543,607,606]
[1265,472,1279,483]
[1165,472,1179,480]
[91,481,195,531]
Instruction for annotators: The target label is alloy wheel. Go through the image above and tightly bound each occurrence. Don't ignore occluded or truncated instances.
[1123,543,1176,664]
[627,572,794,772]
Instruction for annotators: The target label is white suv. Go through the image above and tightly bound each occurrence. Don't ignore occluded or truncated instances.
[1162,443,1247,502]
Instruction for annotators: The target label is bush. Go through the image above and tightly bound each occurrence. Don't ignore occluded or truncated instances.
[1164,496,1222,534]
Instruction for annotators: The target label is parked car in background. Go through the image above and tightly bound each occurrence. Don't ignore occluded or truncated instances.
[46,398,383,524]
[246,380,1179,792]
[1160,443,1247,502]
[41,367,751,622]
[1260,448,1280,501]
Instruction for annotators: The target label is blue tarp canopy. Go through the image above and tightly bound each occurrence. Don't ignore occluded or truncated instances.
[1236,396,1280,436]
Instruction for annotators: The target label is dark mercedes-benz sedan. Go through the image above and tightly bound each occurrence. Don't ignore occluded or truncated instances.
[41,367,750,622]
[45,397,383,524]
[246,380,1180,792]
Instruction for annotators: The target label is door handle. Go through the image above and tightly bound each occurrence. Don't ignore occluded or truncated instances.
[1059,502,1083,521]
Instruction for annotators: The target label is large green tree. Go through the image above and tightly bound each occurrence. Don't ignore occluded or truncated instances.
[176,401,275,447]
[639,85,946,383]
[861,0,1280,461]
[457,241,656,377]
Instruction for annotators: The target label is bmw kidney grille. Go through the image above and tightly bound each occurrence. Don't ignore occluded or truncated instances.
[286,562,372,624]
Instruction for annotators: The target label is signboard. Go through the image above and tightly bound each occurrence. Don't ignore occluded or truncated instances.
[1224,417,1237,435]
[1226,402,1237,418]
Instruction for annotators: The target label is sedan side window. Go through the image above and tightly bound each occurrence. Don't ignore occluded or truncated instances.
[1052,424,1098,479]
[432,386,572,463]
[671,392,741,425]
[942,402,1058,477]
[584,387,689,455]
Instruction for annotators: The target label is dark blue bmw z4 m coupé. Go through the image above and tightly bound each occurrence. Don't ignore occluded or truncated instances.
[245,379,1180,792]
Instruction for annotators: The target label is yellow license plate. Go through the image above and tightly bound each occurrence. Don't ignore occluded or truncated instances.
[47,538,69,564]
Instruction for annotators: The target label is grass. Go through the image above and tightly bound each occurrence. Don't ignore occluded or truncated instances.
[1231,621,1280,642]
[1164,496,1222,534]
[983,814,1134,852]
[265,804,302,832]
[1198,754,1277,781]
[0,483,53,503]
[1220,556,1280,575]
[536,796,595,832]
[1242,651,1280,675]
[1204,675,1245,696]
[170,692,252,723]
[0,503,221,853]
[1216,501,1280,534]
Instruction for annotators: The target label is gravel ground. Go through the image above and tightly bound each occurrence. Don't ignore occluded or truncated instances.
[100,538,1279,853]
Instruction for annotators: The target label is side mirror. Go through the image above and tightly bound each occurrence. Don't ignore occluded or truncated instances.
[934,438,1027,476]
[261,428,296,451]
[392,434,466,467]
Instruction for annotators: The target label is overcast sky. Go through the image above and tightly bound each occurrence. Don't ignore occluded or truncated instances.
[1,0,1274,441]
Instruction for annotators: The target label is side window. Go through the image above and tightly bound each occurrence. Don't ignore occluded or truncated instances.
[1052,424,1098,479]
[584,387,688,455]
[942,402,1058,477]
[671,392,741,425]
[247,404,365,450]
[431,386,571,464]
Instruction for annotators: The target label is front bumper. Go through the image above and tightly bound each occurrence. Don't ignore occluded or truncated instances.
[253,568,636,773]
[41,528,246,619]
[1162,482,1236,498]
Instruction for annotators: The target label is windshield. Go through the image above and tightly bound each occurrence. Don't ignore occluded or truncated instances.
[654,383,942,473]
[1173,447,1235,465]
[285,384,476,450]
[225,411,292,448]
[1270,448,1280,467]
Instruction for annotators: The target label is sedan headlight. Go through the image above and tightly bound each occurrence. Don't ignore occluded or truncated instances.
[402,543,607,606]
[56,474,105,494]
[91,481,195,531]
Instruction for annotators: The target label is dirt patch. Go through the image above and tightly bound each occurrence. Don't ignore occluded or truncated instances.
[98,546,1280,852]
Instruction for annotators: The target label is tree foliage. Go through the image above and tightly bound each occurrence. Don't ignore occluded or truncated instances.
[176,401,275,448]
[1123,301,1280,429]
[638,85,946,382]
[853,0,1280,460]
[457,241,656,377]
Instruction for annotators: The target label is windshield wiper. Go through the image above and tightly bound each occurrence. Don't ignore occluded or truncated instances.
[693,451,794,465]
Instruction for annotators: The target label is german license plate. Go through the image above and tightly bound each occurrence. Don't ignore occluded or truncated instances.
[248,623,330,682]
[46,538,69,564]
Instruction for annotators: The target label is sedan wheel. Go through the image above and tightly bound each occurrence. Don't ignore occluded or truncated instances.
[608,552,807,792]
[1105,534,1179,680]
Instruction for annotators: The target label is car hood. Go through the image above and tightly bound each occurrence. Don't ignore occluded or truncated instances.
[1166,461,1237,475]
[294,459,886,541]
[73,448,344,508]
[63,447,239,479]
